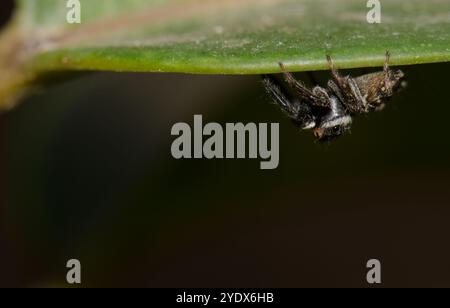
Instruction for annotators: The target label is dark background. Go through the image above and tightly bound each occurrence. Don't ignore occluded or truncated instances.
[1,1,450,287]
[0,0,14,28]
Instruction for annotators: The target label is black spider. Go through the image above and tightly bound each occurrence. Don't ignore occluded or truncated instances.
[262,51,406,141]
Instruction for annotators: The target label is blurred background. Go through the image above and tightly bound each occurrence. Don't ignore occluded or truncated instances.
[1,0,450,288]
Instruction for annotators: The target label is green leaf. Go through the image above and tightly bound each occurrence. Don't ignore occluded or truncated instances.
[1,0,450,109]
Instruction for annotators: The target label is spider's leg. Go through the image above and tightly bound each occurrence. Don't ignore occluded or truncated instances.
[384,50,391,73]
[326,55,368,113]
[327,79,368,114]
[326,55,355,106]
[327,55,342,81]
[261,74,298,117]
[326,55,356,97]
[311,86,332,108]
[327,80,346,107]
[383,50,392,86]
[278,63,324,104]
[347,77,368,112]
[261,74,316,129]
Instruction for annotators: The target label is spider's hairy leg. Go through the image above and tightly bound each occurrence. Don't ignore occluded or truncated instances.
[347,77,368,112]
[261,74,316,129]
[278,62,319,103]
[326,55,354,106]
[384,50,391,73]
[326,55,368,113]
[326,55,342,82]
[382,50,407,96]
[311,86,331,104]
[327,80,346,107]
[383,50,392,87]
[261,74,298,117]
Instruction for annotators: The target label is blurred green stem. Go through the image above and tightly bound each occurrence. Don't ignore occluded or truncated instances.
[0,23,34,110]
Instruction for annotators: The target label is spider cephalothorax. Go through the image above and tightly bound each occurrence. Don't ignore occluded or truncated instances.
[262,51,406,141]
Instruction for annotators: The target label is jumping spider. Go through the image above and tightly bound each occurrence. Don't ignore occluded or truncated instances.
[262,51,406,141]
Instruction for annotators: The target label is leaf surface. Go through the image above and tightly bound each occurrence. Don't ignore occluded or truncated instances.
[0,0,449,108]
